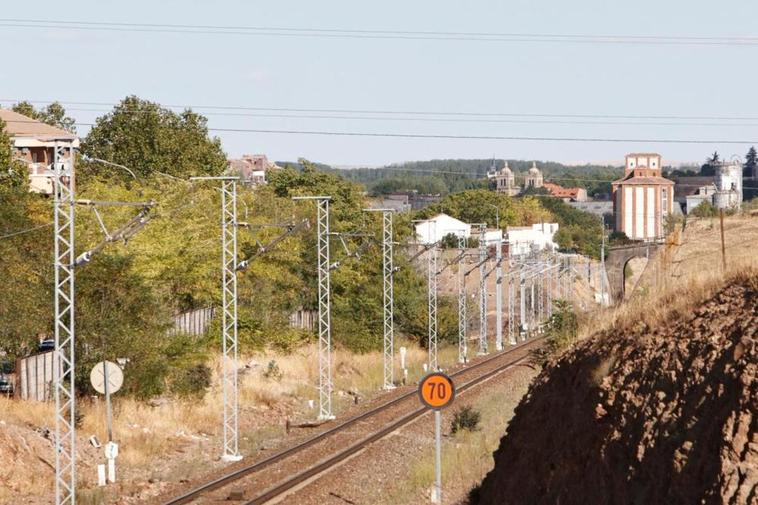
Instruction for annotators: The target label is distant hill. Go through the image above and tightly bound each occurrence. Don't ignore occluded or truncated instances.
[280,158,625,197]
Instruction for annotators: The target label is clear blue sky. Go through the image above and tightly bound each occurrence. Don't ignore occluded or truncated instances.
[2,0,757,167]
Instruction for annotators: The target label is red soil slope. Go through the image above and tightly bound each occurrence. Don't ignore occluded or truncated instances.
[473,275,757,505]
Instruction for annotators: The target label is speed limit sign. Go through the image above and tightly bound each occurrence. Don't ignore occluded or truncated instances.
[418,372,456,410]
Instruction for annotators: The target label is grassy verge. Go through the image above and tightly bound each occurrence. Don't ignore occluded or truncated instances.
[376,366,538,504]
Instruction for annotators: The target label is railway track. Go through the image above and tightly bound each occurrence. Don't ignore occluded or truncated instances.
[162,337,543,505]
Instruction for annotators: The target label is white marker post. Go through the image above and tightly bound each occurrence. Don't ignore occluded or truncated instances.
[90,361,124,485]
[418,372,456,504]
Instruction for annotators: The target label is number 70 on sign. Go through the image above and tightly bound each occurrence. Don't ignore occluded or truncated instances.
[418,372,456,410]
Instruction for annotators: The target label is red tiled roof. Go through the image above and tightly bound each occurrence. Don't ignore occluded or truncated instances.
[543,182,582,198]
[612,175,675,186]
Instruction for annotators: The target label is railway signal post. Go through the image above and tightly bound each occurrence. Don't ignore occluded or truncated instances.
[419,372,456,504]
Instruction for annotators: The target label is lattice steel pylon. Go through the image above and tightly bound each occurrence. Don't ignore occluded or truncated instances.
[477,225,488,355]
[427,244,439,371]
[294,196,334,420]
[495,238,503,351]
[191,176,242,461]
[457,235,467,363]
[507,264,516,346]
[53,141,76,505]
[519,268,526,340]
[220,179,241,461]
[365,209,395,389]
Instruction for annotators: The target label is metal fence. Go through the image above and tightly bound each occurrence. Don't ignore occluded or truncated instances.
[168,306,216,336]
[289,309,318,331]
[16,350,59,401]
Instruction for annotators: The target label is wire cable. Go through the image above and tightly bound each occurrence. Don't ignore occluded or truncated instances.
[1,19,757,46]
[5,98,758,122]
[0,222,53,241]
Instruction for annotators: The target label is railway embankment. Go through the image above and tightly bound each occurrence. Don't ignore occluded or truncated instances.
[471,271,757,505]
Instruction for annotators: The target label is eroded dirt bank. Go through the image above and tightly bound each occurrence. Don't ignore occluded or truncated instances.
[473,274,757,505]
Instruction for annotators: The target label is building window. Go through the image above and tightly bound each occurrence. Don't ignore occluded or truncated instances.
[662,188,668,216]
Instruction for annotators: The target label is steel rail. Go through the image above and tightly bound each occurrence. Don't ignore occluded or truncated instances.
[244,350,536,505]
[162,338,541,505]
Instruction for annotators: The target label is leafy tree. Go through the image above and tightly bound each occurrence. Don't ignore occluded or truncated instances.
[11,101,76,133]
[528,300,578,365]
[0,119,28,189]
[532,197,602,258]
[417,189,551,229]
[745,146,757,178]
[700,151,720,176]
[0,177,52,359]
[81,96,227,180]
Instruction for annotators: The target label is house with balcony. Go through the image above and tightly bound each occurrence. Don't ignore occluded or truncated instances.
[0,109,79,194]
[226,154,282,186]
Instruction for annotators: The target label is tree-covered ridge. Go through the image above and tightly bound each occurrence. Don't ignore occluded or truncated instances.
[319,158,623,197]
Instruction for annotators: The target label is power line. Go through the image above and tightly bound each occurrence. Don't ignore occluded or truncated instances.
[201,127,758,145]
[6,98,758,122]
[1,19,758,46]
[5,118,758,144]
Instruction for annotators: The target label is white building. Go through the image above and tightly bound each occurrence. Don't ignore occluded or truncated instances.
[611,153,675,240]
[506,223,559,256]
[414,213,471,244]
[713,161,742,210]
[524,162,544,189]
[487,161,520,196]
[483,229,503,246]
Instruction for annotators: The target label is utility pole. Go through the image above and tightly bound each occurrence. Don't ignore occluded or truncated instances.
[600,215,606,307]
[457,235,467,363]
[364,209,396,390]
[477,224,488,355]
[495,238,503,350]
[53,141,76,505]
[719,208,727,273]
[294,196,334,420]
[519,268,526,340]
[191,176,242,461]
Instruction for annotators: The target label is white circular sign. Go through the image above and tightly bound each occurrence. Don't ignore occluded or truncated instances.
[90,361,124,395]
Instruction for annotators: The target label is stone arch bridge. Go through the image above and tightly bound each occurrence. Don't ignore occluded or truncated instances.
[605,242,663,303]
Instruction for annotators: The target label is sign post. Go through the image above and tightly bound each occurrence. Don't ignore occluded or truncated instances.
[90,361,123,484]
[418,372,456,504]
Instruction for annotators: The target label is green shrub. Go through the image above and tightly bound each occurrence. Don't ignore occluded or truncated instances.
[529,300,578,366]
[170,363,212,398]
[691,200,718,218]
[451,405,481,434]
[263,360,283,381]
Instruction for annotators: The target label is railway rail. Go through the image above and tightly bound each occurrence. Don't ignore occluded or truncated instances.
[162,337,543,505]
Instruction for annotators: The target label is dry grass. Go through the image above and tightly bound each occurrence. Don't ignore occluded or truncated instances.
[579,214,758,340]
[0,339,465,503]
[376,367,538,505]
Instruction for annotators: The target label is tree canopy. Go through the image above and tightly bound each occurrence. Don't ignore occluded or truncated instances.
[81,96,227,180]
[11,101,77,133]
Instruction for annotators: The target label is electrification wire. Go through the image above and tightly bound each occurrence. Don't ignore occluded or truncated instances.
[0,222,53,240]
[1,19,757,46]
[8,104,758,128]
[5,118,758,145]
[5,98,758,122]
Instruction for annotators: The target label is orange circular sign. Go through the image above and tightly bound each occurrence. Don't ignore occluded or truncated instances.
[418,372,456,410]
